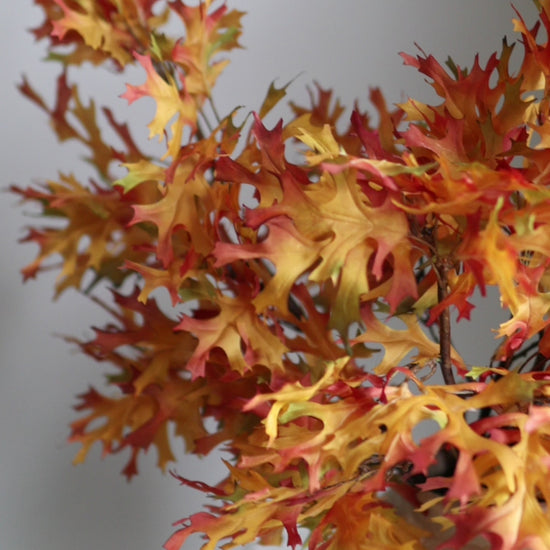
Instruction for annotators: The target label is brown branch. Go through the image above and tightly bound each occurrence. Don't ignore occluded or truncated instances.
[436,260,456,385]
[408,213,455,383]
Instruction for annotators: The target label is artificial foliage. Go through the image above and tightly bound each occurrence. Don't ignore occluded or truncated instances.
[14,1,550,548]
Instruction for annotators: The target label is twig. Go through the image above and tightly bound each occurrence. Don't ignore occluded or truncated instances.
[412,213,456,385]
[436,259,456,385]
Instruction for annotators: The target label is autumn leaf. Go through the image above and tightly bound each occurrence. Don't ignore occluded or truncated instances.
[13,174,152,295]
[259,78,297,119]
[213,216,323,316]
[218,116,416,328]
[170,1,244,97]
[19,73,147,179]
[176,293,289,379]
[51,0,134,66]
[122,52,197,158]
[117,156,218,266]
[353,309,446,375]
[67,289,206,477]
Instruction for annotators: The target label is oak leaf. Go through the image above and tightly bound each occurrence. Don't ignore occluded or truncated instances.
[51,0,134,66]
[122,52,197,158]
[176,293,288,379]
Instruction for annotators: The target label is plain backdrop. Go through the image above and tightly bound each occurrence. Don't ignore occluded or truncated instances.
[0,1,536,549]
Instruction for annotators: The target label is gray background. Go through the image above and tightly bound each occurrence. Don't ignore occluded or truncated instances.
[0,1,534,549]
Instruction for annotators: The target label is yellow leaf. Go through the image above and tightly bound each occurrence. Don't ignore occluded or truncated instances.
[122,53,197,158]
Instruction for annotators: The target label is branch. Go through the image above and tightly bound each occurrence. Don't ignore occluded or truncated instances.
[408,213,455,384]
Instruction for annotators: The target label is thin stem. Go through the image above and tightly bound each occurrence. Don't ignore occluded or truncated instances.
[208,95,222,125]
[198,106,214,134]
[436,260,456,385]
[413,214,456,385]
[421,311,440,343]
[516,350,541,372]
[84,291,126,323]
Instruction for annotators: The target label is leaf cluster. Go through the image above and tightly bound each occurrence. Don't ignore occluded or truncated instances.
[15,1,550,548]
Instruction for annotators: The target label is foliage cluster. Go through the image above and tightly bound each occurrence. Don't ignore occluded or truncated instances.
[15,1,550,548]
